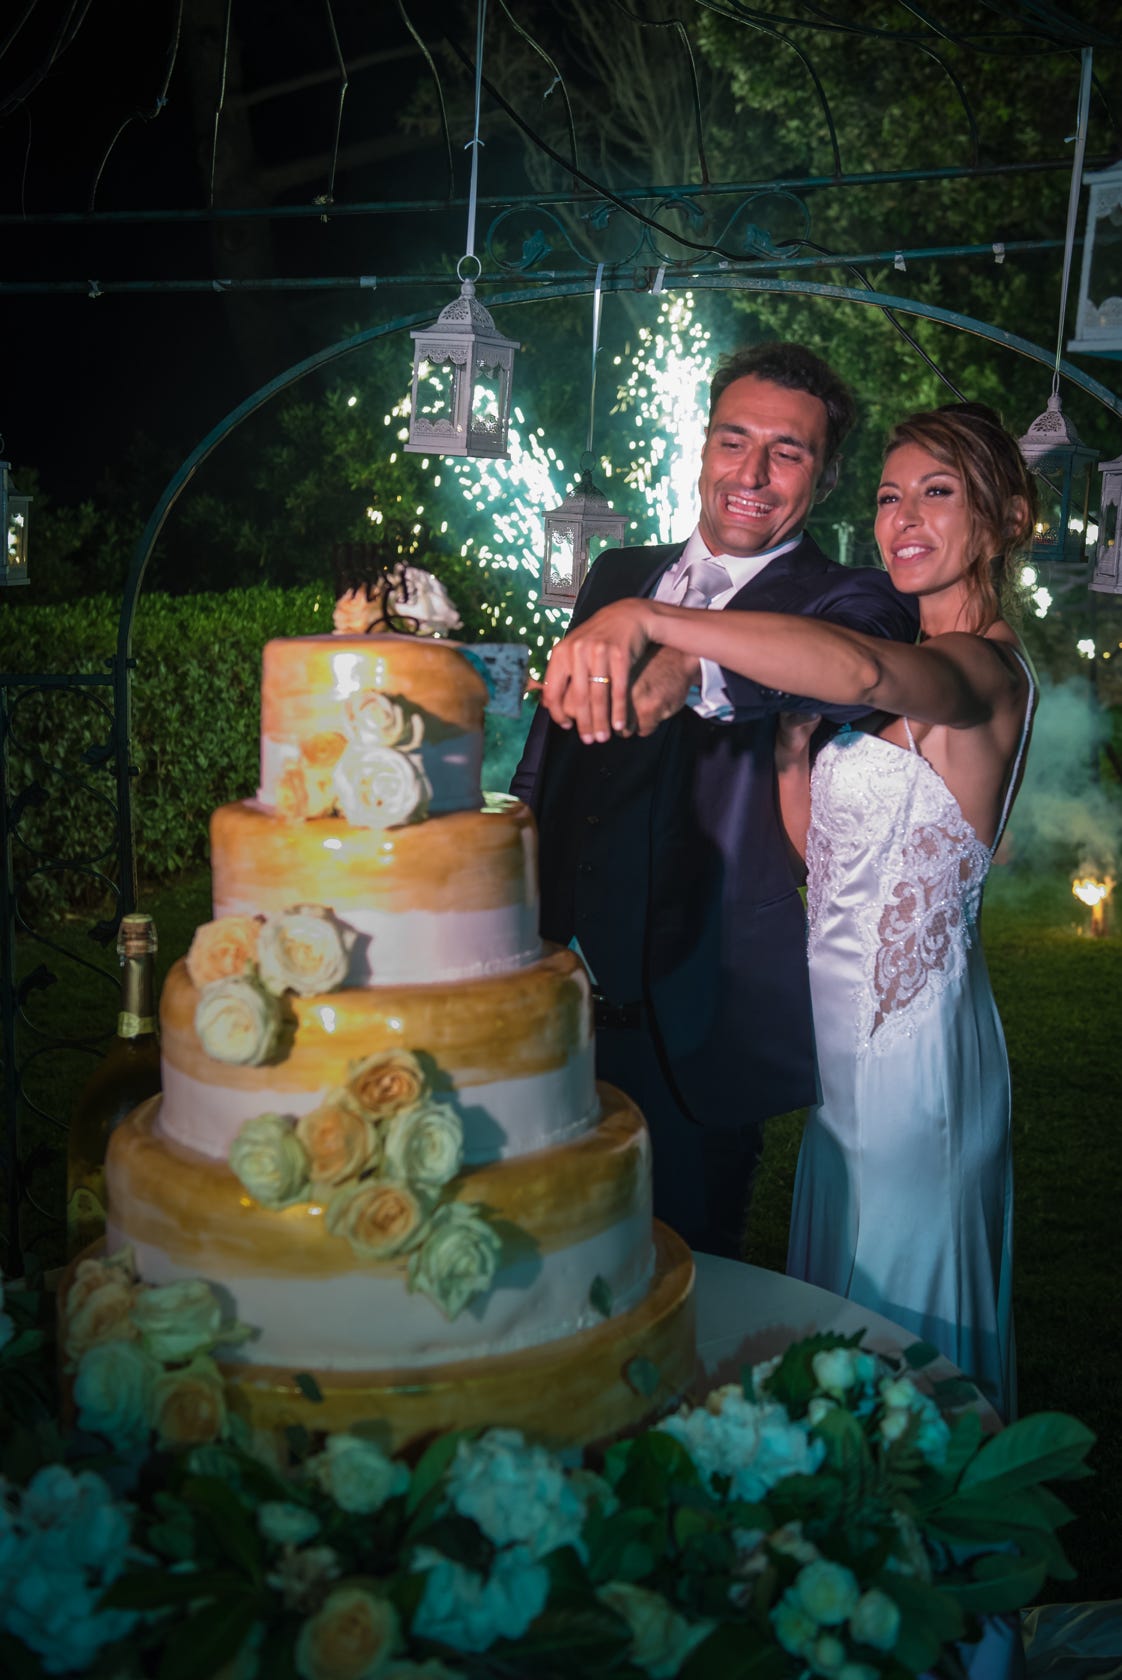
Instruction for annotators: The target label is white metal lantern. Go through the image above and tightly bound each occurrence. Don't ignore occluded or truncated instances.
[1,461,30,587]
[1068,157,1122,358]
[405,274,518,460]
[1017,394,1100,565]
[542,465,627,605]
[1091,452,1122,593]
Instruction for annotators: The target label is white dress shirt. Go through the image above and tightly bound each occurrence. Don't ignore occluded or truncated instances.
[654,526,804,718]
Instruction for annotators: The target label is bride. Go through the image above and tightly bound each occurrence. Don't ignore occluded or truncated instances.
[541,402,1037,1421]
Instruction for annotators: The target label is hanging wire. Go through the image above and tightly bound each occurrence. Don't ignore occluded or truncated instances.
[207,0,234,210]
[602,0,711,185]
[463,0,487,263]
[0,0,40,67]
[1051,47,1093,393]
[321,0,349,207]
[396,0,455,201]
[0,0,96,119]
[87,0,183,212]
[495,0,580,182]
[587,261,605,457]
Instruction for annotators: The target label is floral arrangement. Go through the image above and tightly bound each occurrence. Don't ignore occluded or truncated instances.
[224,1050,502,1317]
[272,685,432,830]
[188,905,355,1067]
[0,1261,1094,1680]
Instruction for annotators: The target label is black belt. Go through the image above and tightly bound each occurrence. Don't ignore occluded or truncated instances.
[592,990,645,1030]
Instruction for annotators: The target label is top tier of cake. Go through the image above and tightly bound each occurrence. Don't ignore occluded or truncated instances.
[259,632,488,818]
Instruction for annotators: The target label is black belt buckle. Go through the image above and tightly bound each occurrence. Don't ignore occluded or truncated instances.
[592,990,643,1030]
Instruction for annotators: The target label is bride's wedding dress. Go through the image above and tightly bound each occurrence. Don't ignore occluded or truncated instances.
[786,657,1035,1421]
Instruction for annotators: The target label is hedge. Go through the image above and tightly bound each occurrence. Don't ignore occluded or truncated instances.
[0,587,533,911]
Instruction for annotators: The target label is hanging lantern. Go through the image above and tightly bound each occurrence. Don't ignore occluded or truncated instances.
[1091,451,1122,594]
[1,460,30,587]
[405,269,519,460]
[1017,394,1099,565]
[1068,156,1122,359]
[542,462,627,605]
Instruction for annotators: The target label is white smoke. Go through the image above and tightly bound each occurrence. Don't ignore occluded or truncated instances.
[1004,674,1120,876]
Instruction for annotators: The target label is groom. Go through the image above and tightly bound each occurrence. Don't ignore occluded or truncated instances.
[511,343,918,1257]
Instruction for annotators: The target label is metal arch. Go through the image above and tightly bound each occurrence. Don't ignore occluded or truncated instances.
[113,268,1121,897]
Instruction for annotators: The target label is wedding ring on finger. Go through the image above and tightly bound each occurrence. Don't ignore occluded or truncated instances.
[589,674,611,684]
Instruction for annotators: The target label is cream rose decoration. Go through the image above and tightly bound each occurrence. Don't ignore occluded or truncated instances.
[63,1274,139,1369]
[257,906,352,998]
[333,743,430,831]
[301,730,348,769]
[407,1202,501,1320]
[325,1179,427,1260]
[294,1584,400,1680]
[277,758,339,821]
[296,1094,381,1188]
[129,1278,229,1364]
[196,973,284,1066]
[381,1102,463,1191]
[597,1582,714,1679]
[307,1434,409,1515]
[149,1355,228,1449]
[343,690,424,752]
[73,1339,160,1448]
[229,1114,310,1209]
[186,916,263,988]
[347,1050,428,1120]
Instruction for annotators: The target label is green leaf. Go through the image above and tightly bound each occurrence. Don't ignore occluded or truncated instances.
[902,1340,942,1370]
[589,1274,613,1317]
[405,1427,468,1519]
[103,1569,259,1610]
[958,1414,1096,1494]
[943,1552,1049,1613]
[878,1574,966,1673]
[681,1622,789,1680]
[623,1355,661,1398]
[156,1596,262,1680]
[181,1476,265,1580]
[294,1370,324,1403]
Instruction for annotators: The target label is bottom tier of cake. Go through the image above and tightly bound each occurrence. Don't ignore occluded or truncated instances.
[218,1220,695,1451]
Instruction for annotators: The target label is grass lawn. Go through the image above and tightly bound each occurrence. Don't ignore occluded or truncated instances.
[7,860,1118,1604]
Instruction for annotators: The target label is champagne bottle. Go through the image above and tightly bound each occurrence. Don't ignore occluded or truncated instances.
[66,912,162,1258]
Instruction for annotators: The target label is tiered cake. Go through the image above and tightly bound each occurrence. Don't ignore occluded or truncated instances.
[105,630,695,1447]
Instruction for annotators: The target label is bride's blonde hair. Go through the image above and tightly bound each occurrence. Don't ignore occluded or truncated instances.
[882,403,1037,633]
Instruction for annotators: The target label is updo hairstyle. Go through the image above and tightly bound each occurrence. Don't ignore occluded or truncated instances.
[882,402,1037,633]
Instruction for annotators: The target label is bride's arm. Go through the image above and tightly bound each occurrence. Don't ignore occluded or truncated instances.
[542,596,1010,743]
[774,712,820,866]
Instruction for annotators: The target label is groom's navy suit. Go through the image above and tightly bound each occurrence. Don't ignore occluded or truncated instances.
[511,535,918,1254]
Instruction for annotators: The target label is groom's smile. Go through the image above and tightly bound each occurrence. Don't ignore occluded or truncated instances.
[697,374,830,558]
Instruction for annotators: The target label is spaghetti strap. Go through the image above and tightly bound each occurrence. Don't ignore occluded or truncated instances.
[991,646,1037,854]
[902,717,917,752]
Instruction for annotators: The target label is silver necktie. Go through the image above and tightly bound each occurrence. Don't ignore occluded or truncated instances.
[676,555,732,608]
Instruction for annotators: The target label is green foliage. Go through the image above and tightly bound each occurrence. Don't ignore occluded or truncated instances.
[0,1276,1096,1679]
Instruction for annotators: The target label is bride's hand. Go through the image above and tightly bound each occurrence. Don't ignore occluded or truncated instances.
[541,598,658,742]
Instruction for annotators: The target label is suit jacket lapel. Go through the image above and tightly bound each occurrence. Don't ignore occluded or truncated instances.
[724,535,829,613]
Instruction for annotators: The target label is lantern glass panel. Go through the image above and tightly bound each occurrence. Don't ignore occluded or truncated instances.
[1081,180,1122,345]
[470,360,505,436]
[546,524,579,599]
[413,357,462,431]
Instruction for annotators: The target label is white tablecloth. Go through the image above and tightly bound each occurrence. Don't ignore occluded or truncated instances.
[692,1253,1022,1680]
[693,1250,1002,1429]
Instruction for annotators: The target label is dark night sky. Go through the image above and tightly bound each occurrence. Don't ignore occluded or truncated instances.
[1,0,476,502]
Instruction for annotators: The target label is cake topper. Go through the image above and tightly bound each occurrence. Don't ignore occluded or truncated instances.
[331,544,462,638]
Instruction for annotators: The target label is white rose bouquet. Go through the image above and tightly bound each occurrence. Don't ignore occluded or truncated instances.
[5,1324,1089,1680]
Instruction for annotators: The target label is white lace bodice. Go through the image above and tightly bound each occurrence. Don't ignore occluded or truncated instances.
[806,661,1034,1057]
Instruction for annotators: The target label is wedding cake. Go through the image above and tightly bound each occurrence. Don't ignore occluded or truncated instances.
[103,604,695,1449]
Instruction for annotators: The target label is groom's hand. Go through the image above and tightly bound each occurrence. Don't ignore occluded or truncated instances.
[629,646,701,736]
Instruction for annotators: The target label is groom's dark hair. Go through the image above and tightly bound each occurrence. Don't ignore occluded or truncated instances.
[708,343,857,465]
